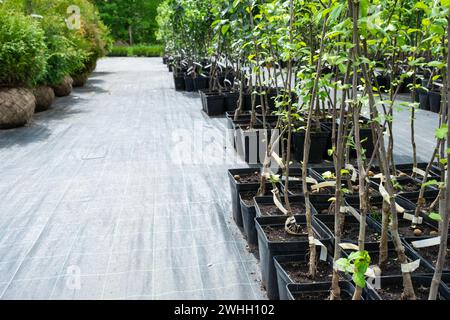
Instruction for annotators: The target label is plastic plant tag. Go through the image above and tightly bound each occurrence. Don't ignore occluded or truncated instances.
[401,259,421,273]
[311,181,336,191]
[395,202,405,214]
[411,236,441,249]
[345,164,357,182]
[413,167,427,177]
[271,189,288,215]
[309,236,327,261]
[364,267,376,278]
[403,212,423,224]
[379,183,390,204]
[306,177,319,185]
[271,152,285,170]
[339,243,360,251]
[340,206,366,225]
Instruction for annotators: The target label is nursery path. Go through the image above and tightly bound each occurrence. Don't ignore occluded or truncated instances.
[0,57,265,300]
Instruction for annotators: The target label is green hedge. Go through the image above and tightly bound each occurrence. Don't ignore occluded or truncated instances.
[108,45,163,57]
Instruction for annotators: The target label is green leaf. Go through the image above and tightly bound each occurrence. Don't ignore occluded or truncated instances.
[221,24,230,35]
[422,179,439,187]
[441,0,450,9]
[352,272,366,288]
[429,212,443,221]
[435,125,448,140]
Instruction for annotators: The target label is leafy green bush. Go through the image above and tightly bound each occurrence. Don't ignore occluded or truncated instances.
[108,45,163,57]
[0,9,47,87]
[38,16,87,86]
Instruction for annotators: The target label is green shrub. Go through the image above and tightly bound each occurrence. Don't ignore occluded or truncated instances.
[38,16,87,86]
[108,46,130,57]
[108,45,163,57]
[0,9,47,87]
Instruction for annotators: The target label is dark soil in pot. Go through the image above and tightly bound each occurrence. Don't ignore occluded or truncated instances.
[317,215,383,244]
[257,202,306,217]
[368,276,449,300]
[413,245,450,271]
[280,258,333,283]
[287,282,355,300]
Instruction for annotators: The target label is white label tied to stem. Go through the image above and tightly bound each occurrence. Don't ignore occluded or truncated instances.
[309,237,327,261]
[339,243,360,251]
[271,152,285,170]
[379,183,390,204]
[411,236,441,249]
[345,164,358,182]
[413,167,427,177]
[311,181,336,192]
[403,212,423,224]
[306,177,319,185]
[271,189,288,215]
[401,259,421,273]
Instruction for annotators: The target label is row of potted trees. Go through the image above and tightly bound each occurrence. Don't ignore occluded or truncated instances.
[158,0,450,300]
[0,0,110,129]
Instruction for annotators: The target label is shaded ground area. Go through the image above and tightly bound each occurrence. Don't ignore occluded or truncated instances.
[0,58,264,300]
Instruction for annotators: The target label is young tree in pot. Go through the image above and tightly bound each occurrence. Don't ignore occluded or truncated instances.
[429,0,450,300]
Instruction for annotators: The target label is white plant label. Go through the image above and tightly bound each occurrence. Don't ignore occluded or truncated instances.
[271,152,285,170]
[345,164,357,182]
[339,243,360,251]
[272,189,288,215]
[379,183,390,204]
[403,212,423,224]
[411,236,441,249]
[66,5,81,30]
[413,167,427,177]
[395,203,405,214]
[401,259,421,273]
[311,181,336,192]
[340,206,366,224]
[309,237,327,261]
[306,177,319,185]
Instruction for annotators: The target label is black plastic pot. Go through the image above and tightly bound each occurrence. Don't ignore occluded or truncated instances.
[404,236,450,274]
[366,275,450,300]
[184,76,194,92]
[203,93,225,116]
[255,215,331,300]
[239,190,270,251]
[194,77,209,91]
[168,64,173,72]
[396,162,441,179]
[228,168,262,228]
[223,92,239,112]
[419,89,430,111]
[286,281,357,300]
[173,75,185,91]
[244,93,261,111]
[429,90,441,113]
[293,125,330,164]
[274,253,338,300]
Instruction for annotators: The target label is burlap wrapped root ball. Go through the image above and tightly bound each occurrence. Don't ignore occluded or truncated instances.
[52,75,73,97]
[71,73,89,87]
[33,86,55,112]
[0,88,36,129]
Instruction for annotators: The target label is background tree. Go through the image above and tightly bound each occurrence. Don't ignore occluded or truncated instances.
[94,0,162,45]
